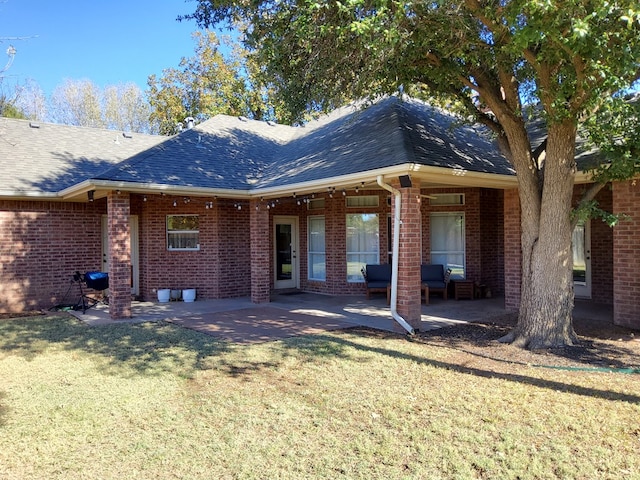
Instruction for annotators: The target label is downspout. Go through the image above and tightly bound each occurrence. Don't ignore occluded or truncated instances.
[376,175,415,335]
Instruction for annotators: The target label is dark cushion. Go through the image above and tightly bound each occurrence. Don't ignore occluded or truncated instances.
[365,264,392,283]
[421,264,445,282]
[423,280,446,289]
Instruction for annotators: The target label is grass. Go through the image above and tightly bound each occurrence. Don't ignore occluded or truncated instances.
[0,314,639,480]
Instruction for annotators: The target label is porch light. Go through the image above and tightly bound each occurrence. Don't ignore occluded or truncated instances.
[87,190,94,202]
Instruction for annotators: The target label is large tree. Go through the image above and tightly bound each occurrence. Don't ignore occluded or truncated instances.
[183,0,640,348]
[147,30,282,134]
[49,79,155,133]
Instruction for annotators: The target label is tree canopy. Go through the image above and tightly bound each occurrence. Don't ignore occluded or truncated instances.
[184,0,640,348]
[147,30,284,134]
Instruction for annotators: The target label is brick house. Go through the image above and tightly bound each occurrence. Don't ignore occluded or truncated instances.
[0,97,637,328]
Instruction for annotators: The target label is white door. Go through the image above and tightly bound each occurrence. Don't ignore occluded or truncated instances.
[572,219,591,298]
[274,216,299,289]
[102,215,140,295]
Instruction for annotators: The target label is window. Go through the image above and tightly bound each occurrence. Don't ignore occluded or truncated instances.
[307,198,325,210]
[346,195,379,208]
[346,213,379,282]
[429,193,465,206]
[430,213,465,279]
[167,215,200,251]
[308,216,326,281]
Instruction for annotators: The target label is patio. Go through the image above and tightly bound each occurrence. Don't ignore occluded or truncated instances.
[66,293,612,344]
[66,293,502,342]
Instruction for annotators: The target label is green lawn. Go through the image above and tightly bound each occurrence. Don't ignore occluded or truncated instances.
[1,314,638,479]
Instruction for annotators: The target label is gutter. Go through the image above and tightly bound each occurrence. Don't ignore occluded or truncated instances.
[376,175,415,335]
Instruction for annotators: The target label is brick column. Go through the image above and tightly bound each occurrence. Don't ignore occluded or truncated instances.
[612,180,640,328]
[107,191,131,319]
[503,188,521,311]
[392,182,422,330]
[250,199,270,303]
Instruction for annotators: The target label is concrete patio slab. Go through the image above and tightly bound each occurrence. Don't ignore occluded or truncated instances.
[64,292,612,344]
[166,306,355,344]
[66,293,509,342]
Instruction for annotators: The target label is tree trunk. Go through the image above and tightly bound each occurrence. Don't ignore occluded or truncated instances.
[500,120,580,349]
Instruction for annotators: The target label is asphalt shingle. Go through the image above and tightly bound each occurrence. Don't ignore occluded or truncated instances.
[0,97,516,196]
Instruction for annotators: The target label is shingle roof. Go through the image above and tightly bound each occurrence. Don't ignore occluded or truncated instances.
[97,96,514,191]
[0,118,166,196]
[0,96,515,198]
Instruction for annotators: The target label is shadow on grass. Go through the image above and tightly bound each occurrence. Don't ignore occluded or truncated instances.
[1,314,638,405]
[0,314,233,378]
[275,329,640,404]
[419,322,640,370]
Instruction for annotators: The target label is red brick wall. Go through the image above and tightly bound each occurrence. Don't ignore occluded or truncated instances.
[0,199,104,312]
[137,194,251,302]
[107,191,131,319]
[250,199,270,302]
[480,188,505,296]
[0,186,522,310]
[395,185,422,326]
[503,189,521,311]
[612,180,640,328]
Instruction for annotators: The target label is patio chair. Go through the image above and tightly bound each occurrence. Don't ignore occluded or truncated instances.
[421,264,451,302]
[361,264,392,304]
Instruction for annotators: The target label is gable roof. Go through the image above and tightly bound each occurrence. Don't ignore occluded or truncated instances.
[0,96,517,201]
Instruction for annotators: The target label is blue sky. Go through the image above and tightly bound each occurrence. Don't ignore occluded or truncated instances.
[0,0,205,95]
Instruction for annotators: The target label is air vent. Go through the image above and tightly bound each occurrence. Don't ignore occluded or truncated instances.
[29,122,40,129]
[122,132,133,138]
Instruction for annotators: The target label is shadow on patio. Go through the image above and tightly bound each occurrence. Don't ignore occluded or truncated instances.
[67,293,612,344]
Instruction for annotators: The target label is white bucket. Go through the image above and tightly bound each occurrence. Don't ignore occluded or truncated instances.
[157,289,170,303]
[182,289,196,302]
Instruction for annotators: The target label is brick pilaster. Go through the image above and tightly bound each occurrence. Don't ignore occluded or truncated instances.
[612,180,640,328]
[503,188,521,311]
[393,183,422,329]
[107,191,131,319]
[250,199,271,303]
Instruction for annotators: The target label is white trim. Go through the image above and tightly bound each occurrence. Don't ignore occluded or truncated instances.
[274,216,300,289]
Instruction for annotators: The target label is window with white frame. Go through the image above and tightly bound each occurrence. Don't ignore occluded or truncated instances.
[430,213,465,279]
[346,213,379,282]
[167,215,200,251]
[308,216,326,281]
